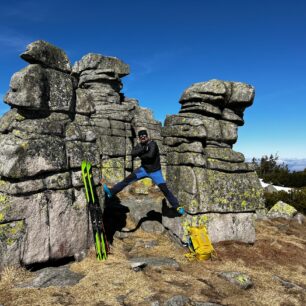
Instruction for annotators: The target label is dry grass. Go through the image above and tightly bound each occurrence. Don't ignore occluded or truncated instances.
[0,217,306,306]
[0,266,32,288]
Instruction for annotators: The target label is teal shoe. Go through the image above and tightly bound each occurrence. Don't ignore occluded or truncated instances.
[177,206,185,215]
[103,184,112,198]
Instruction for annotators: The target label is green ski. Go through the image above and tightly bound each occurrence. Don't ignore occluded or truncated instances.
[81,161,90,202]
[81,160,108,260]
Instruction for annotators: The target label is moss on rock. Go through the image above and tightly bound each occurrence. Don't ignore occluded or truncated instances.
[195,169,265,212]
[267,201,297,219]
[0,220,25,247]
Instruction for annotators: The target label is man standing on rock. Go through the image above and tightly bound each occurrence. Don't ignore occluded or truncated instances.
[101,129,185,216]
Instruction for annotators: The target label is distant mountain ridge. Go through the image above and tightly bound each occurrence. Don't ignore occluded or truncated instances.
[246,157,306,172]
[280,158,306,172]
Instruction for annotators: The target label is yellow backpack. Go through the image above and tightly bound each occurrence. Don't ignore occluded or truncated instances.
[184,225,217,261]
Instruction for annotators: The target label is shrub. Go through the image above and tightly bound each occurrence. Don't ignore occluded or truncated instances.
[252,154,306,188]
[264,187,306,214]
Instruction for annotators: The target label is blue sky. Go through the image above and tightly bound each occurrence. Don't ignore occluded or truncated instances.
[0,0,305,164]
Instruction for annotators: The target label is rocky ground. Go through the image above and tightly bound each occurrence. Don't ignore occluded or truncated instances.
[0,216,305,306]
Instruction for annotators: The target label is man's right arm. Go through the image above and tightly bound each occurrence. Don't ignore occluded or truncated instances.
[131,143,145,157]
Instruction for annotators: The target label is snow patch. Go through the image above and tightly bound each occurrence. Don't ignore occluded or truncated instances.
[259,179,292,193]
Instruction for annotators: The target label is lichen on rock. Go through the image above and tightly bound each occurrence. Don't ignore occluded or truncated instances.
[267,201,298,219]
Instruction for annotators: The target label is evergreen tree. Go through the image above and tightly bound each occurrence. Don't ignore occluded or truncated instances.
[252,154,306,188]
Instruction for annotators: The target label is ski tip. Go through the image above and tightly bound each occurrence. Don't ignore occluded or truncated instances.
[86,161,92,170]
[81,160,87,169]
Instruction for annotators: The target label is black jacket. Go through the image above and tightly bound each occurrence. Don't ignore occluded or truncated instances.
[131,140,161,173]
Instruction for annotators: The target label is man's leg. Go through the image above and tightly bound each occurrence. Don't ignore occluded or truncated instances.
[158,183,180,208]
[148,170,180,208]
[109,172,137,196]
[107,167,147,197]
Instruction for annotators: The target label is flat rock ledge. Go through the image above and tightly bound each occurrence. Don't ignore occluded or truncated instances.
[17,265,84,288]
[129,256,180,271]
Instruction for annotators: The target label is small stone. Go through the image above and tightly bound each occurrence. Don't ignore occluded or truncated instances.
[293,213,305,224]
[141,221,165,234]
[264,184,278,193]
[144,240,159,248]
[114,228,130,239]
[74,250,87,262]
[116,295,127,305]
[134,240,159,249]
[267,201,298,219]
[163,295,191,306]
[129,257,179,270]
[130,262,147,272]
[255,208,268,220]
[218,271,253,290]
[193,303,223,306]
[273,275,306,291]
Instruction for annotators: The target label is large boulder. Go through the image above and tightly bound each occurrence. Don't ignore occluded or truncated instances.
[4,64,75,112]
[4,64,47,110]
[0,134,67,178]
[72,53,130,77]
[267,201,298,219]
[162,80,264,244]
[20,40,72,73]
[0,190,90,266]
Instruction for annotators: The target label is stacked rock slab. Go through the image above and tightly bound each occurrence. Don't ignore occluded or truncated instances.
[71,53,164,187]
[162,80,265,243]
[0,40,163,269]
[0,41,93,268]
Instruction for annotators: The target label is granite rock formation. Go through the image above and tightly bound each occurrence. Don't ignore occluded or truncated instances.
[0,40,264,269]
[0,40,163,268]
[162,80,265,243]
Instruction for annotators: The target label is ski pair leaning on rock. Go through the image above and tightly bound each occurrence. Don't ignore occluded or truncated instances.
[101,129,185,216]
[81,160,108,260]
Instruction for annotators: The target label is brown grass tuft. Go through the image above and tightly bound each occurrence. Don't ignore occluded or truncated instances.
[0,266,32,288]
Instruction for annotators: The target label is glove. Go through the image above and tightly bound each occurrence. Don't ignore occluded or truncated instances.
[177,206,185,215]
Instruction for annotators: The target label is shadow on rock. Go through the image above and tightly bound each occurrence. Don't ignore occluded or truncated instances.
[162,199,181,218]
[103,195,130,244]
[122,209,163,233]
